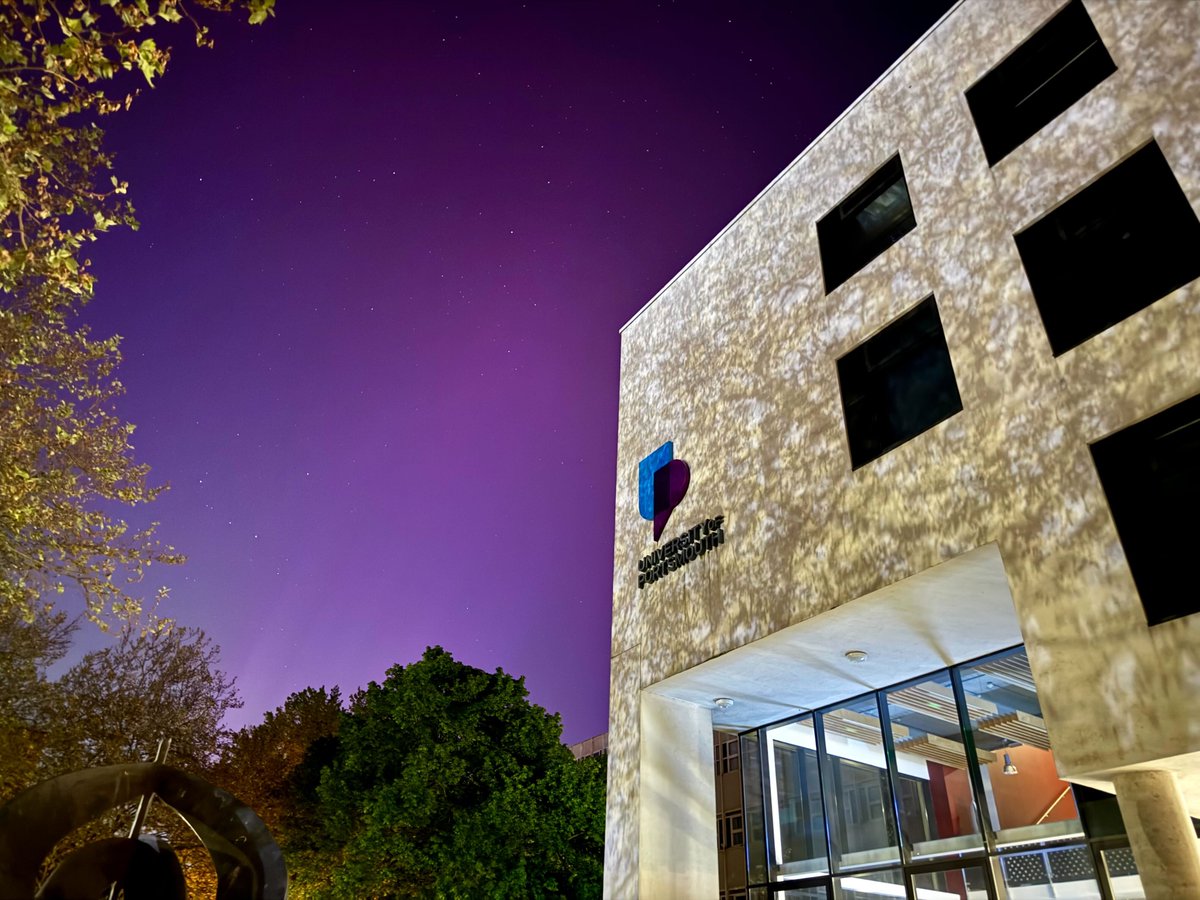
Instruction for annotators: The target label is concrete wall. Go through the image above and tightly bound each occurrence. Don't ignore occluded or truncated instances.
[605,0,1200,894]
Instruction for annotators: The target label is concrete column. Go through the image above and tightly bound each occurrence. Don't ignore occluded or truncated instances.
[1112,769,1200,900]
[639,692,719,899]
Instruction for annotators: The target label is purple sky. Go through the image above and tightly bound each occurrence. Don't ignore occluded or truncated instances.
[79,0,952,743]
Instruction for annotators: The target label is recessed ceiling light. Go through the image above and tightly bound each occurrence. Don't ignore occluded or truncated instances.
[713,697,734,710]
[844,650,868,663]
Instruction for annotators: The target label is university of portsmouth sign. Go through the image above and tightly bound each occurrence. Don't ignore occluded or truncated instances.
[636,441,726,589]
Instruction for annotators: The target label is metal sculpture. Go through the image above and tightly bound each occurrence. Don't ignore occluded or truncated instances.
[0,762,287,899]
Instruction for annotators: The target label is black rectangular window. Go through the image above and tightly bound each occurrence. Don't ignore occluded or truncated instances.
[1014,141,1200,356]
[817,154,916,294]
[1090,393,1200,626]
[966,0,1116,166]
[837,296,962,469]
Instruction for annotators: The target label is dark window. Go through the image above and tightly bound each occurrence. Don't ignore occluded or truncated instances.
[1090,393,1200,626]
[720,736,740,774]
[837,296,962,469]
[817,155,916,294]
[1014,141,1200,356]
[966,0,1116,165]
[717,812,744,849]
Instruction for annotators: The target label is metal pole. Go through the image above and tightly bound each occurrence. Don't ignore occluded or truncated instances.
[108,737,171,900]
[126,736,171,838]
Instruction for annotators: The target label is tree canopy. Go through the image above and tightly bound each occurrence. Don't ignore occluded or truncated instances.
[47,620,242,773]
[214,684,343,839]
[0,603,243,894]
[276,647,606,900]
[0,606,241,802]
[0,0,273,628]
[0,601,73,795]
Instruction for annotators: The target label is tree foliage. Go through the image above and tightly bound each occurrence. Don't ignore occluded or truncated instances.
[0,606,242,798]
[46,620,242,774]
[0,601,74,798]
[295,647,606,899]
[0,606,242,894]
[214,685,343,838]
[0,0,274,628]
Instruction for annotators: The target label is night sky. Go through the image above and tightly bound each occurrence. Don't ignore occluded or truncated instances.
[79,0,953,743]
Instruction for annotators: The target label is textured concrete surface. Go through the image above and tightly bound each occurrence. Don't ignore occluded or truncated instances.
[1113,769,1200,899]
[606,0,1200,894]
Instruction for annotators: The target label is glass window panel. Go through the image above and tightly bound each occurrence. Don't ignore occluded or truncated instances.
[1000,845,1101,898]
[965,0,1116,166]
[885,672,984,859]
[726,738,742,772]
[817,154,917,293]
[836,868,905,899]
[775,887,828,900]
[1090,389,1200,625]
[765,717,829,877]
[836,296,962,470]
[1102,846,1145,900]
[912,865,990,899]
[958,650,1084,846]
[1014,141,1200,359]
[819,696,900,870]
[742,731,769,884]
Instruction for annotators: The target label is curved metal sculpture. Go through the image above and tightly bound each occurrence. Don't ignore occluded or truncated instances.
[0,763,287,900]
[36,836,187,900]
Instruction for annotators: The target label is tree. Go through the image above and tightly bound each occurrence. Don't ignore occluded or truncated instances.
[0,613,244,894]
[0,0,274,628]
[212,686,345,900]
[0,601,75,801]
[301,647,606,899]
[213,685,344,838]
[46,621,242,775]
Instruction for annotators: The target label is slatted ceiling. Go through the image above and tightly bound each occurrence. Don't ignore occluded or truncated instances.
[891,682,997,724]
[974,655,1037,692]
[821,708,909,744]
[822,715,884,744]
[894,733,996,769]
[978,710,1052,750]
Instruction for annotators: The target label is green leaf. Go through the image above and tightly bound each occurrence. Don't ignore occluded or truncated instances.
[137,39,158,85]
[248,0,275,25]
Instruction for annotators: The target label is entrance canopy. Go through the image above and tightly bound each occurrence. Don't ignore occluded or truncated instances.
[646,543,1024,731]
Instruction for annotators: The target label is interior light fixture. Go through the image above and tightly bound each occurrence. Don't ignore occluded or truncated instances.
[844,649,868,663]
[713,697,734,710]
[1003,752,1019,776]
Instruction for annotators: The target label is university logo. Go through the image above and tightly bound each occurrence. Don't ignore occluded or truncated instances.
[638,441,690,541]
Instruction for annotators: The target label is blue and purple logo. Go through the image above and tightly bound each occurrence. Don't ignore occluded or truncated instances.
[638,441,690,541]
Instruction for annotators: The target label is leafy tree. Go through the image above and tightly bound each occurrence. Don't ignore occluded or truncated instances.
[0,611,243,894]
[301,647,606,900]
[45,621,242,775]
[0,601,75,801]
[0,0,274,628]
[212,686,345,899]
[213,685,344,837]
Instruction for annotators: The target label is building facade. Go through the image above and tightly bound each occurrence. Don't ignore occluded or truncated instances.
[570,732,609,761]
[604,1,1200,898]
